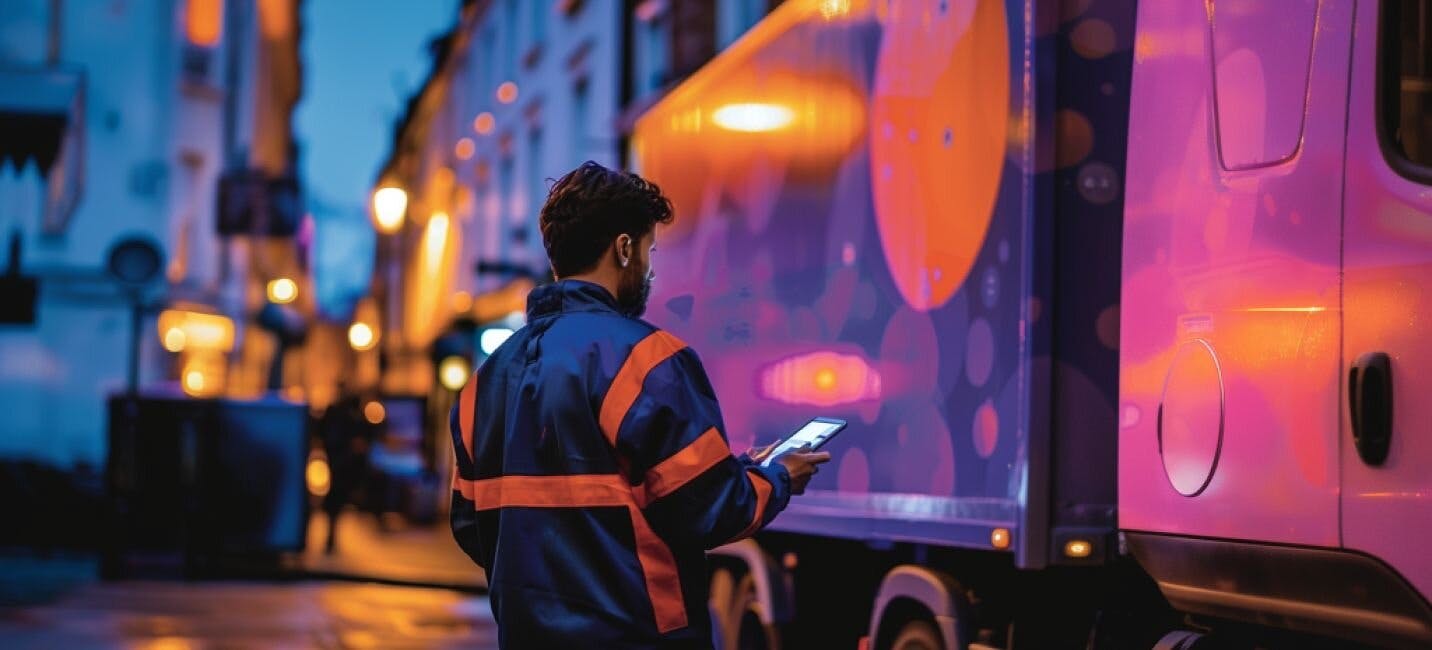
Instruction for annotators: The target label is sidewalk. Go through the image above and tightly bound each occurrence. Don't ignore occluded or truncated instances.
[301,509,486,591]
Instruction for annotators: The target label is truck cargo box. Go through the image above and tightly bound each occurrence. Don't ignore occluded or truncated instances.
[633,0,1133,568]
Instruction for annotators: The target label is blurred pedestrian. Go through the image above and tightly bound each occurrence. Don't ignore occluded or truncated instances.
[318,387,373,555]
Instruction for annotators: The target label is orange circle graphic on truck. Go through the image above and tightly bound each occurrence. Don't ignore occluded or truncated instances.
[870,0,1009,311]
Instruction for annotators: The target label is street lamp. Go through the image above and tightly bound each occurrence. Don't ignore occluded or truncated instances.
[371,186,408,234]
[348,322,377,351]
[369,185,406,393]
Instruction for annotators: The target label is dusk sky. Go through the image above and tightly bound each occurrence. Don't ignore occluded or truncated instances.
[295,0,456,216]
[294,0,456,318]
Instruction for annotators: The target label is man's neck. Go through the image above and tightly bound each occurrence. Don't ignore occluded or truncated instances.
[562,270,620,303]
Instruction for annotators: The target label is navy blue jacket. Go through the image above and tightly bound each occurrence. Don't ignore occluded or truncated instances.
[450,280,792,648]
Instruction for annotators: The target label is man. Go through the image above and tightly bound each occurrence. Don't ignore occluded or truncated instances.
[450,161,829,648]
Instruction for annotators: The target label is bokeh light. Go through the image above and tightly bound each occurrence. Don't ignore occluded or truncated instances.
[454,137,475,160]
[348,322,377,350]
[162,327,187,353]
[438,356,471,391]
[266,278,298,304]
[496,81,518,104]
[182,370,206,396]
[363,401,386,424]
[451,291,473,314]
[306,453,331,497]
[371,186,408,234]
[473,112,495,134]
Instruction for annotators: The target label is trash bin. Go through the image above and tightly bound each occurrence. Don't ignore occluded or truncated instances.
[104,390,308,577]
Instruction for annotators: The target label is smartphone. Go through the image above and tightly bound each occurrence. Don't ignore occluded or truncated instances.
[759,417,848,467]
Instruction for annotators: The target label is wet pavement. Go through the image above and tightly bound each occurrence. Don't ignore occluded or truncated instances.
[0,507,493,648]
[0,576,498,649]
[302,510,485,591]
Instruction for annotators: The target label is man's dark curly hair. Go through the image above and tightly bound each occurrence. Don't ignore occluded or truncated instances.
[539,161,674,278]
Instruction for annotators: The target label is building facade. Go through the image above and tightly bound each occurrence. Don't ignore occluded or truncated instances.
[372,0,776,398]
[0,0,304,468]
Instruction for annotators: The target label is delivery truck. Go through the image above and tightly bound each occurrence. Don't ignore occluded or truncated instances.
[630,0,1432,648]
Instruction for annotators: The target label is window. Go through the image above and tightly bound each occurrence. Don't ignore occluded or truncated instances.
[182,0,224,84]
[499,155,517,259]
[526,128,544,248]
[571,78,588,161]
[1208,0,1317,169]
[185,0,224,47]
[635,13,669,97]
[480,26,495,91]
[531,0,547,48]
[1381,0,1432,170]
[717,0,764,49]
[505,0,519,76]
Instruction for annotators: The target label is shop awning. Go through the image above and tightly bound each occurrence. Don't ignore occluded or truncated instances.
[0,66,85,233]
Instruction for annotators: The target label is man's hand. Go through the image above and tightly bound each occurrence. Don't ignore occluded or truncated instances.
[745,442,777,465]
[774,447,832,495]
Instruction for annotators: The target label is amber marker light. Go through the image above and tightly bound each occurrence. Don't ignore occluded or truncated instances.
[1064,539,1093,559]
[991,527,1012,550]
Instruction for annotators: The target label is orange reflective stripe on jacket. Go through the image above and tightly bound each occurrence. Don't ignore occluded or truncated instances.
[599,330,687,446]
[454,474,630,508]
[634,426,730,508]
[732,469,775,542]
[452,473,688,633]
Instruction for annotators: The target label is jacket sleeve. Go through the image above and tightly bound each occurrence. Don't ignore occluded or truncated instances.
[448,390,488,572]
[611,343,792,550]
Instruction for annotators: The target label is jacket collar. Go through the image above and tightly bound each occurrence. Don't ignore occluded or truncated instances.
[526,279,622,320]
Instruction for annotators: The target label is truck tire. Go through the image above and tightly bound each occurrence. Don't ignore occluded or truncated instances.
[1153,631,1210,650]
[710,566,780,650]
[891,619,945,650]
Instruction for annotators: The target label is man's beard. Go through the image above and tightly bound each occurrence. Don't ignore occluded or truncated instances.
[616,264,652,318]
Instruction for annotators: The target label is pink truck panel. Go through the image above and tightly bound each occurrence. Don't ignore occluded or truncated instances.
[1119,0,1350,547]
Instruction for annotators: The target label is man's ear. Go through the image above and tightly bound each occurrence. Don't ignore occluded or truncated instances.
[615,234,632,268]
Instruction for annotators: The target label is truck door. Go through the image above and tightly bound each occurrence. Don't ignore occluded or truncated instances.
[1119,0,1350,546]
[1340,0,1432,602]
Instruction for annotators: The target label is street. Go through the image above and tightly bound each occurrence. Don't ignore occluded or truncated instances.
[0,573,497,649]
[0,508,491,649]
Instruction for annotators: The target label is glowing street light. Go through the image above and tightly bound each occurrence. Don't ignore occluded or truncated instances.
[348,322,377,350]
[425,212,450,260]
[157,309,235,352]
[182,369,207,396]
[162,327,187,352]
[266,277,298,304]
[371,186,408,234]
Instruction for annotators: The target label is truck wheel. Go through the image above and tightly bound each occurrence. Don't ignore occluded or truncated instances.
[710,568,736,650]
[890,619,944,650]
[710,566,779,650]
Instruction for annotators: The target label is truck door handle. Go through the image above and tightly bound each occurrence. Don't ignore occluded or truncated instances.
[1349,352,1393,466]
